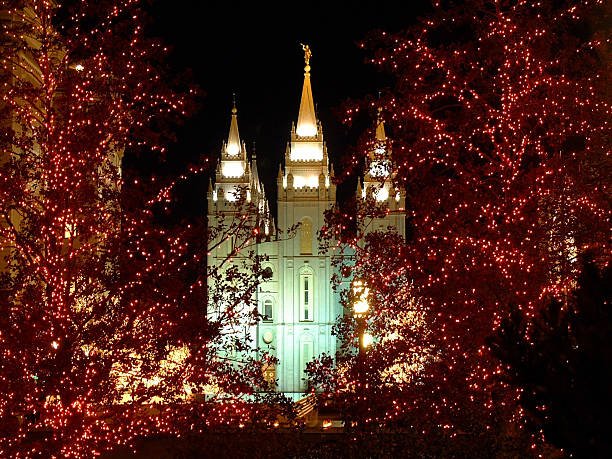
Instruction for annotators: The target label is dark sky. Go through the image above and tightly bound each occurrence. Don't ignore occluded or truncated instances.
[148,1,431,211]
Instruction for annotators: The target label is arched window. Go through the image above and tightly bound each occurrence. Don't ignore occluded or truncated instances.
[299,268,314,322]
[300,334,314,391]
[263,299,273,322]
[300,218,313,254]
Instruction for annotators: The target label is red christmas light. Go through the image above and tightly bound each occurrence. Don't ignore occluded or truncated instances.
[315,0,611,453]
[0,1,285,457]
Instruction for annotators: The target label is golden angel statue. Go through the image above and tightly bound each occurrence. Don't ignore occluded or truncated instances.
[301,43,312,65]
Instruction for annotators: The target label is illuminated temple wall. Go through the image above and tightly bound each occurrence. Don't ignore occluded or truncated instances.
[206,52,403,399]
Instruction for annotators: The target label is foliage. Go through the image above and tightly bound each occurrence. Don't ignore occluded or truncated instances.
[315,0,611,452]
[489,257,612,458]
[0,1,285,457]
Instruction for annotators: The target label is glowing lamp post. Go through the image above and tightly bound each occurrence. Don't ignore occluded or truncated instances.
[352,279,371,355]
[352,279,371,430]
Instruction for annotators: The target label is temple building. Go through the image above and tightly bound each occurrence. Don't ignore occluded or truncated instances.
[207,47,404,399]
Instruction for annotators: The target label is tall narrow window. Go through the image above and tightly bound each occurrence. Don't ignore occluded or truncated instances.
[300,335,314,391]
[263,299,273,322]
[304,277,310,319]
[299,270,314,322]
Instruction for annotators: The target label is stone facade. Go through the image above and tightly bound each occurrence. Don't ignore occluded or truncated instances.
[207,52,404,399]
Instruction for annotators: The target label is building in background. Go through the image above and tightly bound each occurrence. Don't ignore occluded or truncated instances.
[207,47,404,399]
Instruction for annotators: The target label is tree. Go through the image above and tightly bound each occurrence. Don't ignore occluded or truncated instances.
[0,2,282,457]
[489,257,612,458]
[315,0,611,452]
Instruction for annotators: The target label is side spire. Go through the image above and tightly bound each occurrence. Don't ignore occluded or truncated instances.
[375,107,386,142]
[226,93,241,156]
[296,44,317,137]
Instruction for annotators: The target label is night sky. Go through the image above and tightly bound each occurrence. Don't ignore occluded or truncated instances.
[147,1,431,212]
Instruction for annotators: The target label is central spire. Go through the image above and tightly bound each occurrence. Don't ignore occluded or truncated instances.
[226,94,241,156]
[296,44,317,137]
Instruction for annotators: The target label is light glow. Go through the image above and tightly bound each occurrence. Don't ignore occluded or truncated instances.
[312,0,611,441]
[352,280,370,315]
[1,1,286,455]
[226,142,240,156]
[375,186,389,202]
[293,174,319,189]
[290,142,323,161]
[221,161,244,178]
[296,123,317,137]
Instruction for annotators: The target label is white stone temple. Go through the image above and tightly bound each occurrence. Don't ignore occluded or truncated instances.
[207,46,405,399]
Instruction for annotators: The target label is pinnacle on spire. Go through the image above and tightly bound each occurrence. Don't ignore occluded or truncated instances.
[296,44,317,137]
[368,107,391,180]
[226,95,241,156]
[375,107,386,142]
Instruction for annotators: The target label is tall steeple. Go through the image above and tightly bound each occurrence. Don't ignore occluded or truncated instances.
[219,97,247,180]
[208,96,270,240]
[226,94,241,156]
[269,45,338,398]
[367,107,391,181]
[283,44,329,187]
[208,98,261,205]
[362,107,404,206]
[375,107,386,143]
[296,44,317,137]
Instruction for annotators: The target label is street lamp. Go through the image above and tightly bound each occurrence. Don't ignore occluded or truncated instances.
[352,279,371,354]
[361,332,373,349]
[351,278,371,430]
